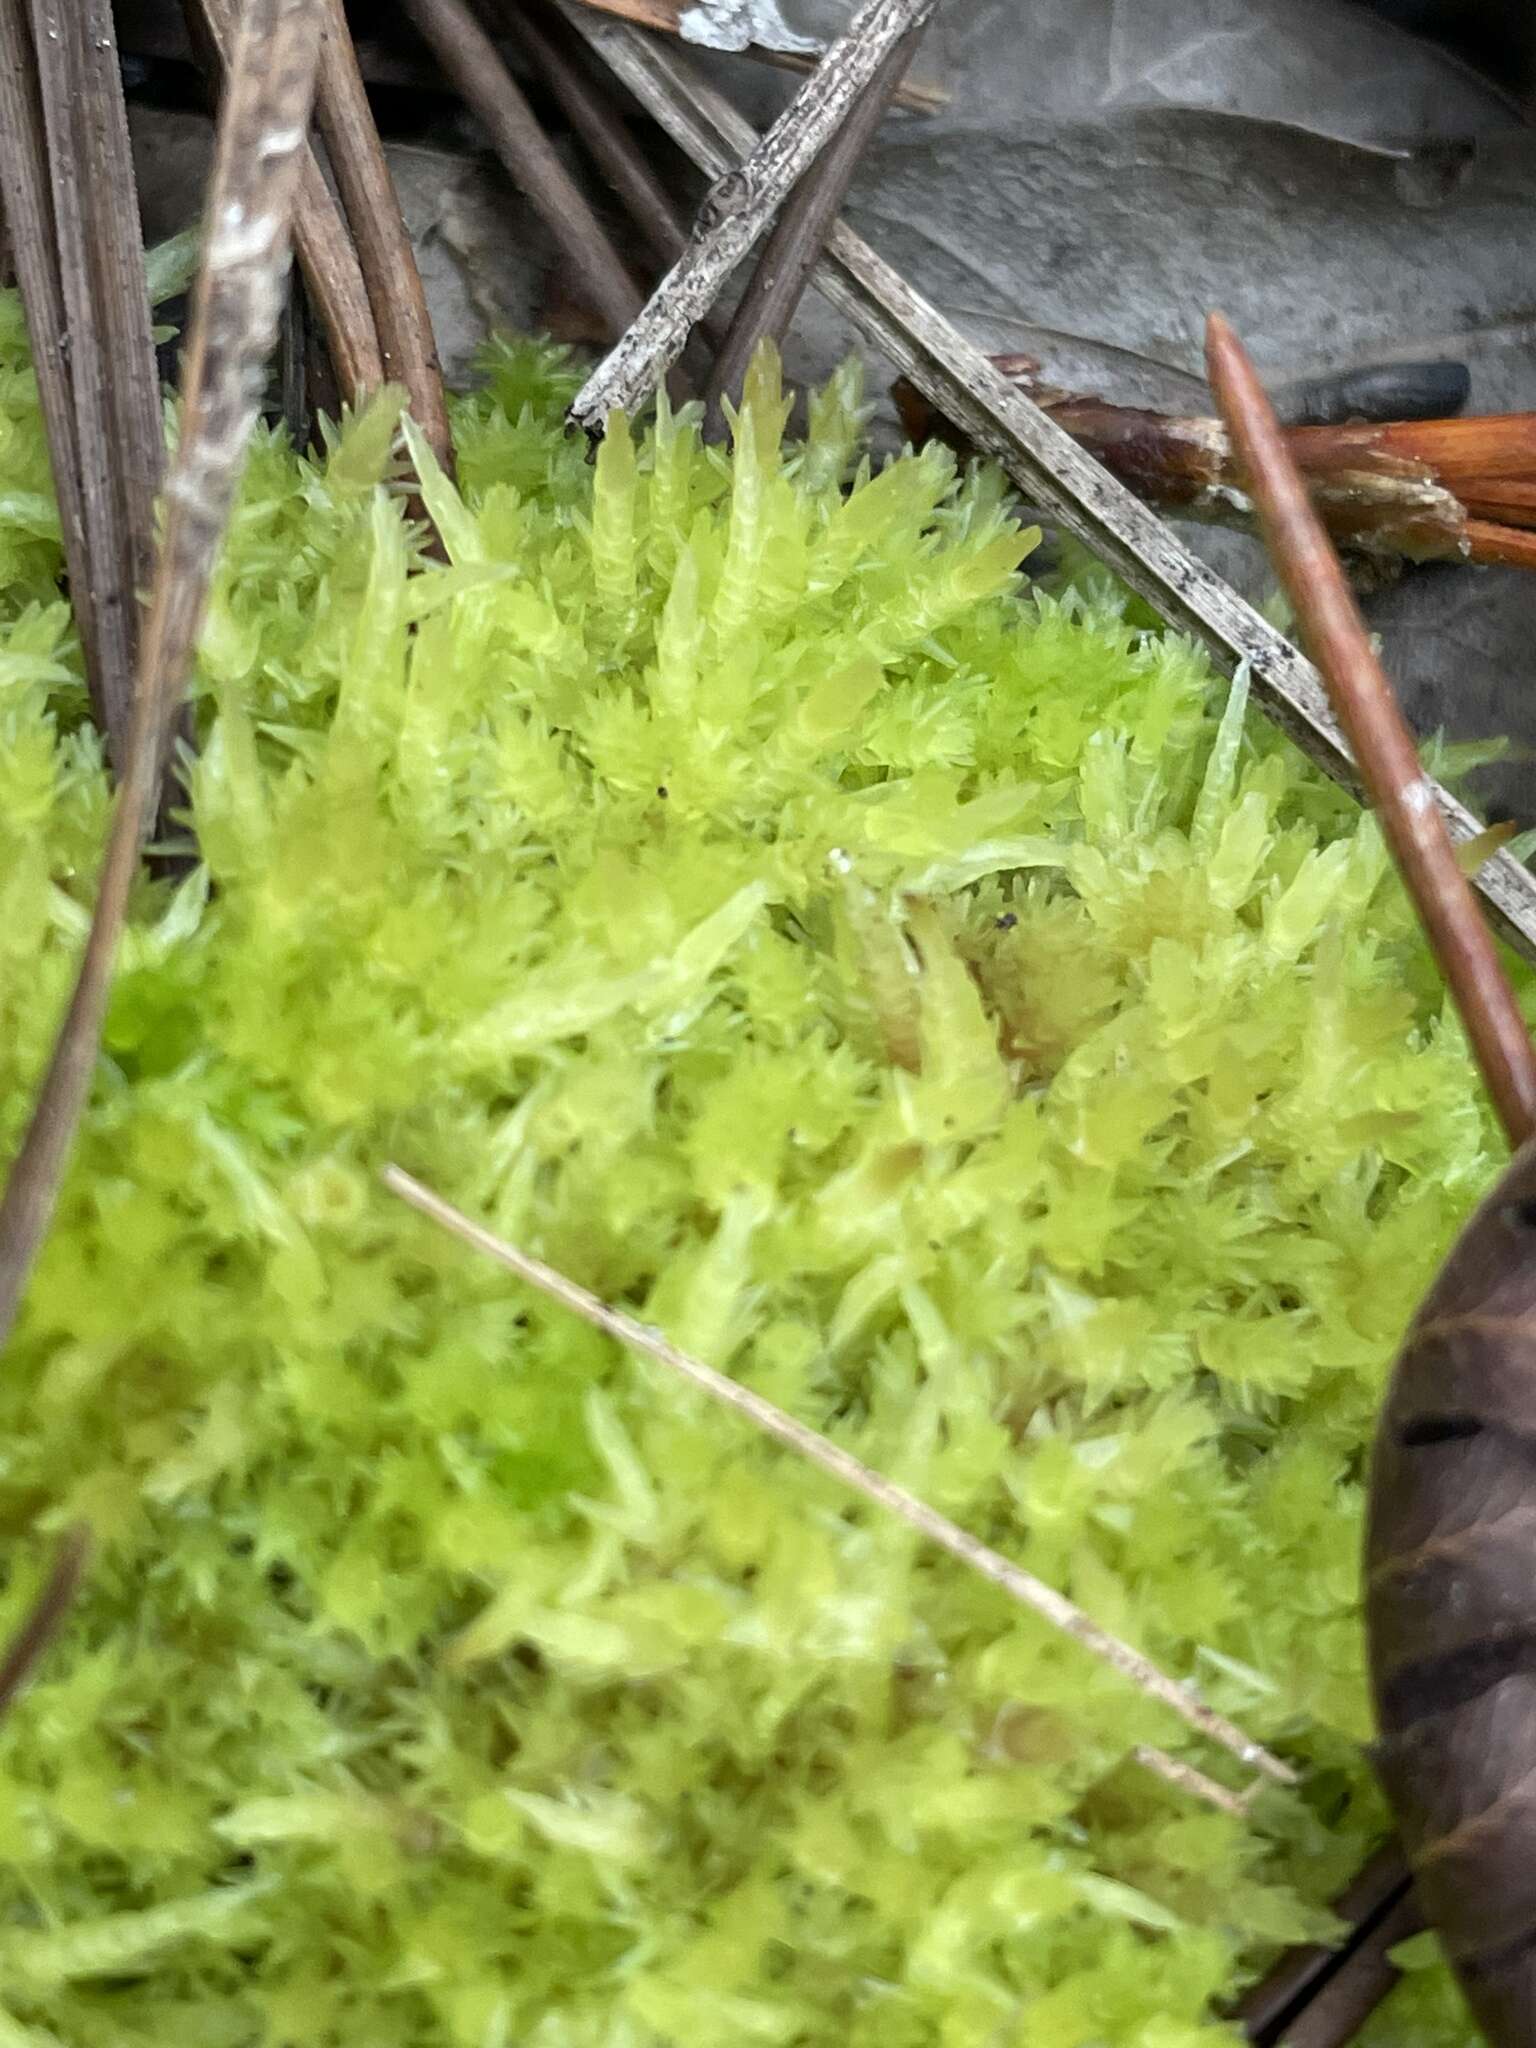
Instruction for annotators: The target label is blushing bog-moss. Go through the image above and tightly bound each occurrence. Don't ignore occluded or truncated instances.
[0,319,1505,2045]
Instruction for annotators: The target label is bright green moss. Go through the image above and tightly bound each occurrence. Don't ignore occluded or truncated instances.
[0,325,1502,2045]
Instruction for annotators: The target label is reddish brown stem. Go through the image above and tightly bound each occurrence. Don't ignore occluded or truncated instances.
[1207,312,1536,1150]
[1466,519,1536,571]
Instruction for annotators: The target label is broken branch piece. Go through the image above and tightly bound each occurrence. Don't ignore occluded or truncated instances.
[895,368,1536,571]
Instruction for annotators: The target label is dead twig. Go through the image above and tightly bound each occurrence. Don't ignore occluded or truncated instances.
[400,0,643,344]
[384,1165,1294,1799]
[279,271,311,449]
[559,4,1536,969]
[313,0,451,463]
[703,17,923,434]
[1263,1893,1421,2047]
[0,0,323,1351]
[73,0,166,667]
[564,0,947,111]
[183,0,384,404]
[1207,313,1536,1148]
[569,0,937,430]
[1132,1745,1258,1821]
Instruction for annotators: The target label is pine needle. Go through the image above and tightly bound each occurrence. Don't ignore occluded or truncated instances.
[383,1165,1296,1796]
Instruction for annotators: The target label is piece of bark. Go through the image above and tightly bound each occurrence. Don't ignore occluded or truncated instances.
[895,372,1536,570]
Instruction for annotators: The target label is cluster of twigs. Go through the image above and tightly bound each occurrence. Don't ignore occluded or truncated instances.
[4,1,1536,2040]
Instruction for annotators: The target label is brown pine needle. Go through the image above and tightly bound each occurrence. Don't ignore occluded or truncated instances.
[0,0,323,1351]
[1207,312,1536,1151]
[184,0,385,404]
[400,0,644,345]
[383,1165,1295,1796]
[313,0,450,464]
[0,1525,90,1724]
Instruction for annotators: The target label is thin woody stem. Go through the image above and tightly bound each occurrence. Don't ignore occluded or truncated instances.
[384,1165,1296,1794]
[1207,312,1536,1151]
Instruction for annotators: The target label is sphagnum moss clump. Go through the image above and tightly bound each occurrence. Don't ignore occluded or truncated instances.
[0,318,1503,2045]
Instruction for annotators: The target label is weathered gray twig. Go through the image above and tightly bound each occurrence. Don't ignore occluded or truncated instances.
[400,0,643,344]
[559,2,1536,967]
[1132,1745,1257,1821]
[0,0,323,1351]
[314,0,451,462]
[703,17,921,432]
[384,1165,1294,1797]
[569,0,936,430]
[0,1527,90,1725]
